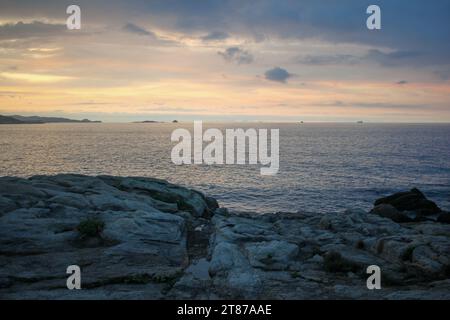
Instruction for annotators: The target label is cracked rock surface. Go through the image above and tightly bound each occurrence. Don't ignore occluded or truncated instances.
[0,175,449,299]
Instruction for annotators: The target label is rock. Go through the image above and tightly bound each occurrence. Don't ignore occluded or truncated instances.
[245,240,299,270]
[323,251,359,273]
[205,196,219,211]
[49,193,91,209]
[410,222,450,237]
[0,196,17,214]
[319,216,333,230]
[0,180,47,198]
[370,204,413,223]
[374,188,441,216]
[100,209,186,259]
[114,177,211,217]
[209,241,248,277]
[184,258,211,280]
[214,207,229,216]
[1,175,449,300]
[308,254,324,264]
[437,212,450,224]
[410,245,443,275]
[0,174,217,299]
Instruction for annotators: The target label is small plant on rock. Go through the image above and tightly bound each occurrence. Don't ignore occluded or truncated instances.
[77,218,105,237]
[401,246,416,262]
[323,251,359,273]
[356,240,365,250]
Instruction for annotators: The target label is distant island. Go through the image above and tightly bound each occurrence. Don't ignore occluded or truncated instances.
[132,120,178,123]
[133,120,161,123]
[0,114,102,124]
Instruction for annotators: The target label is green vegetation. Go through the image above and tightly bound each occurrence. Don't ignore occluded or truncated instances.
[401,246,417,262]
[356,240,365,250]
[323,251,359,273]
[77,218,105,237]
[122,274,153,284]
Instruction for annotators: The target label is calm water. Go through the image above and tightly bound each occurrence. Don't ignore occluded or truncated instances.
[0,123,449,213]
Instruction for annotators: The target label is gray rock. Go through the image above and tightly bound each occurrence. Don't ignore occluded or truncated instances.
[0,196,17,214]
[116,177,210,217]
[0,180,47,198]
[245,240,299,270]
[0,175,214,299]
[374,188,441,215]
[49,193,91,209]
[437,212,450,224]
[370,204,413,223]
[1,175,449,300]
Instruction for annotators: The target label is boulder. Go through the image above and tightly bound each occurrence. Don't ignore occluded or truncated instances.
[370,203,413,223]
[437,212,450,224]
[110,177,211,217]
[374,188,441,216]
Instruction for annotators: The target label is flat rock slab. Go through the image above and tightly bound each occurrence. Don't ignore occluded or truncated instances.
[0,174,216,299]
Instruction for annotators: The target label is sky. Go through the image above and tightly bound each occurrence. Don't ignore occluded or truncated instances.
[0,0,449,122]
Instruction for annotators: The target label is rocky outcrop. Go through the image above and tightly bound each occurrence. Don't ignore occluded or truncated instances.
[196,209,450,299]
[371,188,444,223]
[0,175,214,299]
[0,176,449,299]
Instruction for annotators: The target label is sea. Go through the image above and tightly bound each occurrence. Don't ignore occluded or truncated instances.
[1,122,449,213]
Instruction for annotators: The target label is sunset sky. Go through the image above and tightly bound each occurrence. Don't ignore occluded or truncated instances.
[0,0,450,122]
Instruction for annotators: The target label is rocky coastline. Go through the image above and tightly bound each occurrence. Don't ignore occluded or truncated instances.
[0,174,449,299]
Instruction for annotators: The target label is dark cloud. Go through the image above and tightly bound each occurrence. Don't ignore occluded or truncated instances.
[201,31,229,42]
[0,21,66,40]
[365,49,427,67]
[298,54,359,66]
[264,67,293,83]
[218,47,253,64]
[297,49,445,69]
[434,69,450,81]
[122,23,155,37]
[132,0,450,66]
[1,1,450,67]
[396,80,408,85]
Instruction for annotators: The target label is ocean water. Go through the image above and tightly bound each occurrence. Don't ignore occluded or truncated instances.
[0,122,449,213]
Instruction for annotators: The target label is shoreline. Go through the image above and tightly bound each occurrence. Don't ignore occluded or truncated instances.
[0,174,449,299]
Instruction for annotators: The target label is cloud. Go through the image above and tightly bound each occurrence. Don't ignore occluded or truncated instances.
[321,101,426,110]
[122,23,155,37]
[1,1,450,67]
[264,67,293,83]
[131,0,450,66]
[365,49,425,67]
[0,72,73,83]
[0,21,66,41]
[434,69,450,81]
[297,54,359,66]
[218,47,253,64]
[201,31,229,42]
[396,80,408,85]
[355,102,425,110]
[297,49,443,69]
